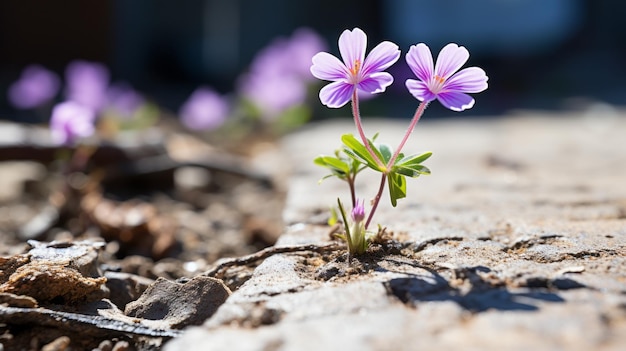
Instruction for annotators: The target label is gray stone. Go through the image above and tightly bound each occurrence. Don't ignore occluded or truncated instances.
[125,275,230,329]
[166,112,626,350]
[104,271,155,309]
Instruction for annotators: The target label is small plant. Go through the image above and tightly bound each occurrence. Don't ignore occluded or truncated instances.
[312,28,488,256]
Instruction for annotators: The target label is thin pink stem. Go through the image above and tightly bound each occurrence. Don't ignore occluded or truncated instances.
[348,176,356,208]
[387,101,429,168]
[365,173,387,229]
[351,90,384,168]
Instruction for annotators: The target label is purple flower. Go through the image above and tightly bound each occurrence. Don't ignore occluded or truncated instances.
[239,28,325,119]
[65,60,110,112]
[240,73,306,119]
[310,27,400,108]
[249,28,326,83]
[179,87,229,131]
[351,199,365,223]
[107,83,145,119]
[405,43,488,111]
[284,28,327,81]
[50,101,96,146]
[8,65,60,109]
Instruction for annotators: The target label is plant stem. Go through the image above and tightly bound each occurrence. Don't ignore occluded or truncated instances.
[365,173,387,229]
[351,98,429,231]
[387,101,429,168]
[348,177,356,208]
[68,144,96,174]
[337,198,353,259]
[351,90,384,169]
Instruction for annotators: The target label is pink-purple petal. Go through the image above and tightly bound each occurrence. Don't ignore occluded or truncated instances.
[338,28,367,71]
[312,27,405,108]
[50,101,96,145]
[405,44,434,82]
[310,52,348,81]
[436,91,475,112]
[405,79,436,102]
[362,41,400,76]
[358,72,394,94]
[444,67,488,93]
[319,81,354,108]
[435,43,469,80]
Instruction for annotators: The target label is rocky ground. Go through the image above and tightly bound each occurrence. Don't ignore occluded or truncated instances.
[168,107,626,351]
[1,106,625,350]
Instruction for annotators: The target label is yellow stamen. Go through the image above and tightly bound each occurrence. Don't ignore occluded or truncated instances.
[430,75,446,94]
[350,59,362,76]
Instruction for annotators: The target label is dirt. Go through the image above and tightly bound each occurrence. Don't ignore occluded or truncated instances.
[0,120,286,350]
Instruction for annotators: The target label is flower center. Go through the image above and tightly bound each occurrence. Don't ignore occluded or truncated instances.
[348,59,362,83]
[429,75,446,94]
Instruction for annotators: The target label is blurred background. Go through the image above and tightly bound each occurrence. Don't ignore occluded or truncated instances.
[1,0,625,123]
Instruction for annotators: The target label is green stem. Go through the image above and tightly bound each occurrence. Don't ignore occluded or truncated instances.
[337,198,353,257]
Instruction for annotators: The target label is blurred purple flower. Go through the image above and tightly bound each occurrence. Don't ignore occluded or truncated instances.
[405,43,488,111]
[310,27,400,108]
[249,28,326,82]
[8,65,60,109]
[65,60,110,112]
[248,38,291,78]
[179,87,229,131]
[280,28,327,81]
[239,28,326,118]
[107,83,145,119]
[240,73,306,119]
[50,101,96,146]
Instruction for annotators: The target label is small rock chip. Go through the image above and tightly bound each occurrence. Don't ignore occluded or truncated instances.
[556,266,586,275]
[41,336,70,351]
[1,264,107,303]
[0,240,107,304]
[104,271,155,309]
[0,292,38,308]
[125,276,231,329]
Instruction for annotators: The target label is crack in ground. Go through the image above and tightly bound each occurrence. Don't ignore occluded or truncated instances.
[411,236,464,252]
[503,234,564,253]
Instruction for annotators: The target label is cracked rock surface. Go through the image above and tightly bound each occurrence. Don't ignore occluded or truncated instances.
[166,111,626,351]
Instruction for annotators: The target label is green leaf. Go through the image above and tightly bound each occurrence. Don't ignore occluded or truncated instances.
[328,206,339,226]
[392,151,432,177]
[393,164,431,178]
[341,134,385,172]
[333,233,347,241]
[350,156,363,174]
[317,174,336,184]
[365,138,386,166]
[314,155,350,175]
[395,151,432,166]
[338,148,364,175]
[341,134,379,170]
[377,143,393,164]
[387,173,407,207]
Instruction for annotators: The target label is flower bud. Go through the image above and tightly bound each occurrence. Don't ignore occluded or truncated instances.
[351,199,365,223]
